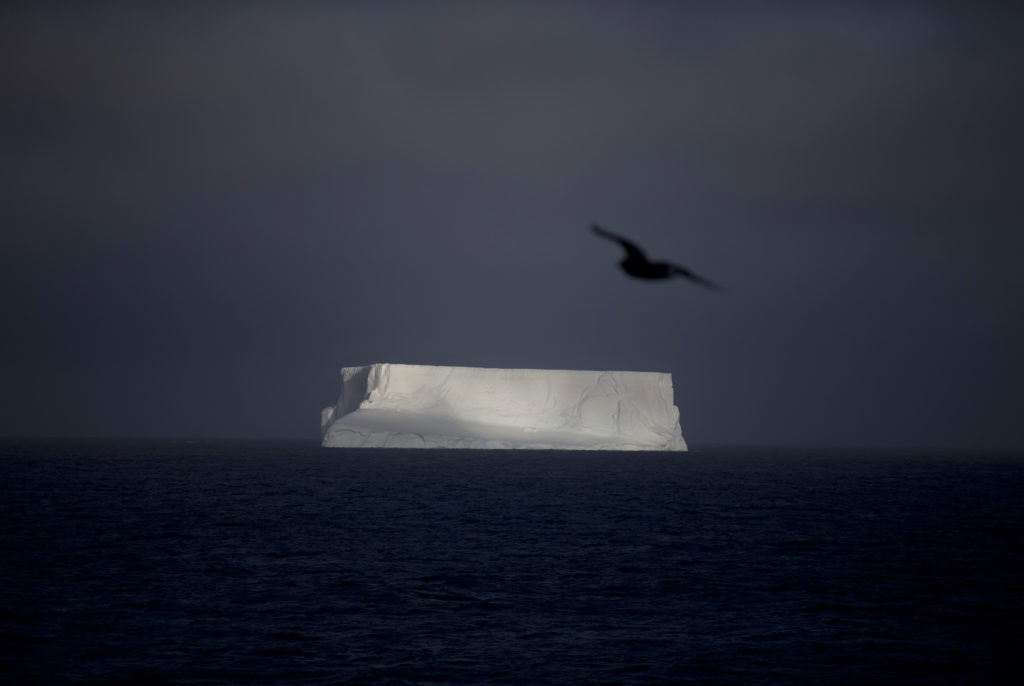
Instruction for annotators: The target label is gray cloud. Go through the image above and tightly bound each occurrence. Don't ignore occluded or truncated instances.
[1,2,1022,448]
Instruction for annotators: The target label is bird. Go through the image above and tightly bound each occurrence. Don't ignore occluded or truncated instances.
[591,224,721,290]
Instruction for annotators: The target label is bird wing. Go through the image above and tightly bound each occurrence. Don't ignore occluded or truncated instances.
[668,262,721,291]
[591,224,648,261]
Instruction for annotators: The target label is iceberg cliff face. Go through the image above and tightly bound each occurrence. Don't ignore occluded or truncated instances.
[321,363,687,451]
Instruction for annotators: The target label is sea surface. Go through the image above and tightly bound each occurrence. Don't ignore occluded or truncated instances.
[1,440,1022,685]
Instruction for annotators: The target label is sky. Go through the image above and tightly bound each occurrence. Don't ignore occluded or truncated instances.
[2,2,1022,450]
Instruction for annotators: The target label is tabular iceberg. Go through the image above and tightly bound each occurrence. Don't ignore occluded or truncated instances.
[321,363,687,450]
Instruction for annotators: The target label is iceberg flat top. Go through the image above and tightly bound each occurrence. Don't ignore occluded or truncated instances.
[322,363,686,451]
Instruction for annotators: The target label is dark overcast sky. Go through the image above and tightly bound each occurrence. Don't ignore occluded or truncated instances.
[2,2,1022,449]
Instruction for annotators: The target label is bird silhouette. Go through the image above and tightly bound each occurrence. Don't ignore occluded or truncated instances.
[591,224,721,290]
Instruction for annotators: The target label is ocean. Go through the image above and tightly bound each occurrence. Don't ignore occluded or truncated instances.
[1,440,1021,685]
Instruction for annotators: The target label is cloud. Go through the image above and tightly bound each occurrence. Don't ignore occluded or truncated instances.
[1,2,1022,446]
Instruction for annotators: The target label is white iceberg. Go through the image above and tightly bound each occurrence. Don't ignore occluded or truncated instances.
[321,363,686,450]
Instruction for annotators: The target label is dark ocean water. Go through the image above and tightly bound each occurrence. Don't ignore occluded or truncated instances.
[1,440,1022,685]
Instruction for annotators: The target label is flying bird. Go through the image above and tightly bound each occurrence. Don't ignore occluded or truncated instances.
[591,224,721,290]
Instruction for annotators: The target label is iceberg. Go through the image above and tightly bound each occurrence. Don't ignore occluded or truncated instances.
[321,363,687,450]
